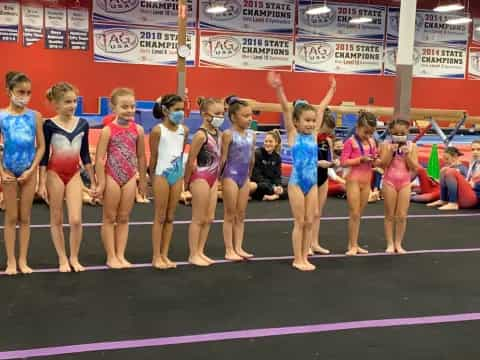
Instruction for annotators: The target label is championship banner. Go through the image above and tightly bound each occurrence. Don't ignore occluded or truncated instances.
[387,7,468,45]
[473,19,480,44]
[22,5,43,47]
[199,0,295,34]
[0,1,19,42]
[93,0,196,28]
[297,1,386,40]
[94,24,196,66]
[294,37,383,74]
[68,8,89,50]
[199,31,293,70]
[45,7,67,49]
[468,48,480,80]
[385,42,466,79]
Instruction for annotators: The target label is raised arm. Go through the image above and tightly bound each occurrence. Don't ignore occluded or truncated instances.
[315,76,336,132]
[267,72,295,145]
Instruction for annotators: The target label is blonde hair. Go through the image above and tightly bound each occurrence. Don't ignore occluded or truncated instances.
[46,82,78,102]
[197,96,222,113]
[110,87,135,106]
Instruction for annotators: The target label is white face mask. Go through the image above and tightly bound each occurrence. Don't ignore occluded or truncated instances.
[391,135,407,144]
[211,116,224,128]
[11,94,30,107]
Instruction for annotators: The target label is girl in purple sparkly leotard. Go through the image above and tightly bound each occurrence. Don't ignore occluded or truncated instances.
[220,97,256,261]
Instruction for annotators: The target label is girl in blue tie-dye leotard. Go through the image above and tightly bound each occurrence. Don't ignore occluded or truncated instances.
[0,72,45,275]
[268,72,333,271]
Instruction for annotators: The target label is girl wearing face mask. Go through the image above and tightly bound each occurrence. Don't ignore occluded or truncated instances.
[96,88,147,269]
[38,82,96,272]
[221,97,256,261]
[341,111,379,256]
[150,94,189,269]
[0,71,45,275]
[250,130,283,201]
[184,97,223,266]
[379,119,418,254]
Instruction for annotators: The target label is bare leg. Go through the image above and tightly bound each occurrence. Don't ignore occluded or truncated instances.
[346,181,361,255]
[382,183,398,254]
[151,175,169,269]
[233,180,253,258]
[311,181,330,254]
[65,173,85,272]
[222,179,242,261]
[302,186,318,271]
[356,183,371,254]
[394,185,411,254]
[288,184,308,271]
[47,172,70,272]
[115,177,137,268]
[188,180,212,266]
[2,182,18,275]
[199,182,218,264]
[160,179,183,268]
[101,176,122,269]
[17,172,37,274]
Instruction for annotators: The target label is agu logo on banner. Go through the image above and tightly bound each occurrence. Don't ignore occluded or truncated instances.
[202,35,241,58]
[301,9,336,28]
[298,41,333,63]
[95,29,138,53]
[96,0,140,13]
[201,0,241,20]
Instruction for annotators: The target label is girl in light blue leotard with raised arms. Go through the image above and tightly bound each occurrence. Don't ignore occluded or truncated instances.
[221,97,256,261]
[0,72,45,275]
[150,94,189,269]
[268,72,334,272]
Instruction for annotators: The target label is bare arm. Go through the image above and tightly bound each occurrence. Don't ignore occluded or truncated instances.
[315,76,336,131]
[136,125,147,196]
[378,142,394,169]
[148,125,161,177]
[184,130,206,189]
[249,132,256,177]
[405,143,419,172]
[220,130,233,175]
[94,126,111,195]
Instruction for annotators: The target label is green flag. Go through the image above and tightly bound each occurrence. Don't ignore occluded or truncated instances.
[427,144,440,181]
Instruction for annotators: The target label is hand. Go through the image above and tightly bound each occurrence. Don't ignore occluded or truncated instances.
[360,156,373,163]
[96,183,105,200]
[318,160,332,169]
[1,170,17,184]
[38,183,49,204]
[267,71,282,89]
[88,184,98,199]
[399,145,409,154]
[329,75,336,89]
[184,181,190,192]
[138,179,147,198]
[332,159,340,167]
[17,169,34,184]
[390,143,399,153]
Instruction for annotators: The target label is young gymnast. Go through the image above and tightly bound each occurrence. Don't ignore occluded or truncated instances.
[221,97,256,261]
[341,111,379,255]
[268,71,325,271]
[0,71,45,275]
[38,82,96,272]
[379,118,418,254]
[327,138,347,197]
[150,94,189,269]
[95,88,147,269]
[250,130,283,201]
[184,97,223,266]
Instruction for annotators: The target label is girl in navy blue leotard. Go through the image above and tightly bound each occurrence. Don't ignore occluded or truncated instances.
[268,72,335,272]
[38,82,97,273]
[0,72,45,275]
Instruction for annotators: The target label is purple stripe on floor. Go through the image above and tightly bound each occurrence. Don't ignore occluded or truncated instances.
[2,212,480,229]
[2,247,480,276]
[0,312,479,359]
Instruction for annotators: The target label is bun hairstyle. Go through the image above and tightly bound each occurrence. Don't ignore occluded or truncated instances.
[321,107,336,129]
[153,93,183,119]
[266,129,282,154]
[357,110,377,128]
[226,96,249,119]
[5,71,30,91]
[45,82,78,102]
[292,99,316,122]
[110,87,135,106]
[197,96,222,113]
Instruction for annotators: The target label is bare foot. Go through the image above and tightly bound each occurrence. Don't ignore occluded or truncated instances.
[161,256,176,269]
[225,251,243,261]
[59,261,72,273]
[235,248,254,259]
[18,260,33,274]
[303,260,316,271]
[188,255,210,267]
[357,246,369,254]
[395,246,407,254]
[5,261,17,275]
[385,244,395,254]
[292,261,307,271]
[311,245,330,255]
[263,194,279,201]
[427,200,446,207]
[70,258,85,272]
[106,257,123,269]
[152,258,169,269]
[118,257,132,268]
[438,203,459,211]
[200,253,215,265]
[345,248,357,256]
[308,248,314,256]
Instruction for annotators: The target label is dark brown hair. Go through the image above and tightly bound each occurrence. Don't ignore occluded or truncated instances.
[265,129,282,154]
[357,110,377,128]
[5,71,30,91]
[153,93,183,119]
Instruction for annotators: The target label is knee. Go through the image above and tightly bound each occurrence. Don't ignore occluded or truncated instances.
[304,216,313,230]
[165,215,174,224]
[116,213,129,224]
[50,210,63,226]
[349,212,361,222]
[103,212,117,225]
[384,214,395,222]
[69,217,82,229]
[224,210,236,222]
[236,211,246,223]
[5,213,18,226]
[294,218,306,228]
[395,214,408,223]
[18,215,31,227]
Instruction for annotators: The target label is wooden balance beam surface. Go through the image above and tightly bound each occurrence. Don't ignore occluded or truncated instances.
[241,99,466,121]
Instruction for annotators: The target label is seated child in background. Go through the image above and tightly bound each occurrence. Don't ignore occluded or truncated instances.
[327,138,347,197]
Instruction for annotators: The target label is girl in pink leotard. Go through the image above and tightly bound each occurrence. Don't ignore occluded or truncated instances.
[379,119,419,254]
[341,111,379,256]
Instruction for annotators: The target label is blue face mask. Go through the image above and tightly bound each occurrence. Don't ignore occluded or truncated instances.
[169,110,184,125]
